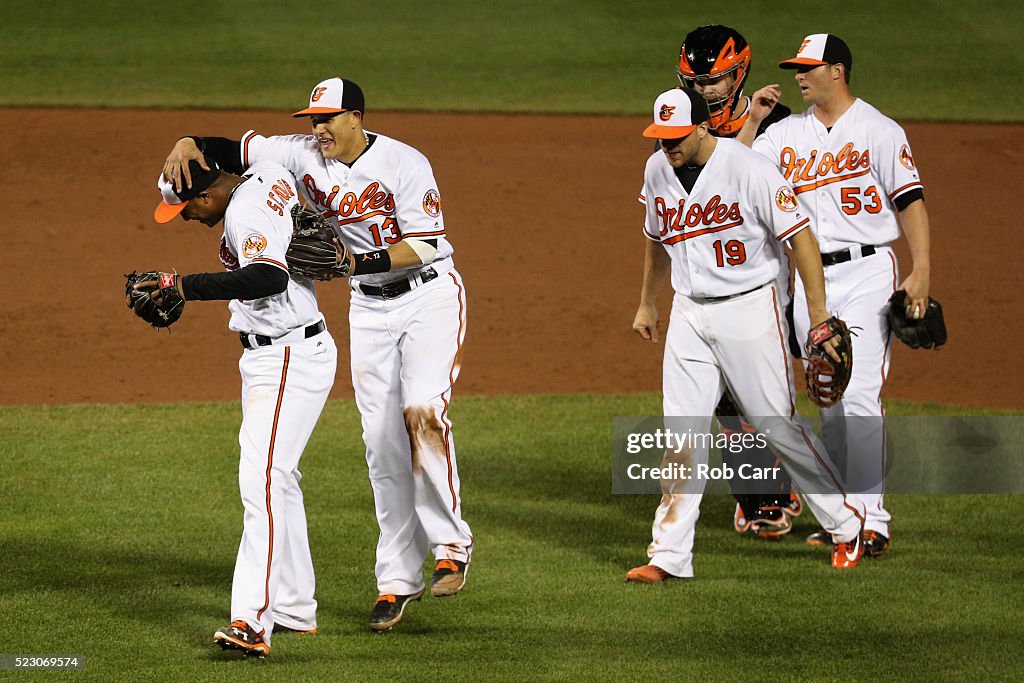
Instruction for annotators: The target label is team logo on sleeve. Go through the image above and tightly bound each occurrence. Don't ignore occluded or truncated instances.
[659,104,676,121]
[899,144,916,170]
[242,233,269,259]
[775,186,798,212]
[422,189,441,217]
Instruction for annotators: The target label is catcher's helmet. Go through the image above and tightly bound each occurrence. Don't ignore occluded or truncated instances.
[677,25,752,132]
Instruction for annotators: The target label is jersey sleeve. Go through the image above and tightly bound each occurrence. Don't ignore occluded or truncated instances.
[750,160,809,243]
[875,124,924,205]
[225,204,292,274]
[239,131,313,176]
[752,122,783,164]
[393,156,446,240]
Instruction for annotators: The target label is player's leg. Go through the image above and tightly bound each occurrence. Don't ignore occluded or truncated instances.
[230,336,336,646]
[394,272,474,574]
[350,297,428,597]
[713,285,863,546]
[636,294,721,580]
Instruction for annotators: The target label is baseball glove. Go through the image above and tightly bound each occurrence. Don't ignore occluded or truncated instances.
[124,271,185,329]
[286,204,351,280]
[888,290,947,349]
[804,316,853,408]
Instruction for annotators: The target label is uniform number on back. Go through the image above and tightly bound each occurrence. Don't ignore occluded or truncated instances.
[713,240,746,267]
[369,218,402,247]
[840,185,883,215]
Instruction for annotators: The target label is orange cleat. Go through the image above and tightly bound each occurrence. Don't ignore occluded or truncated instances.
[625,564,683,584]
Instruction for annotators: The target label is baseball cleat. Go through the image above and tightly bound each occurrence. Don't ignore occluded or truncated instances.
[733,503,752,533]
[625,564,683,584]
[214,620,270,658]
[751,510,793,539]
[831,528,865,569]
[272,623,318,635]
[431,559,468,597]
[805,528,831,547]
[864,530,890,558]
[368,589,425,632]
[786,491,803,517]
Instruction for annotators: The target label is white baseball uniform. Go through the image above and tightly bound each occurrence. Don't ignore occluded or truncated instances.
[238,130,473,596]
[753,98,924,537]
[221,161,337,644]
[638,138,864,577]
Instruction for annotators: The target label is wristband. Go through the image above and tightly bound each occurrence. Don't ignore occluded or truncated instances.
[351,250,392,275]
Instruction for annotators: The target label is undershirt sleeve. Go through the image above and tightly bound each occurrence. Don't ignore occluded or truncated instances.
[181,263,289,301]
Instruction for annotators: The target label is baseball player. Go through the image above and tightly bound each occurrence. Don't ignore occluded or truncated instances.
[626,87,866,583]
[748,34,933,557]
[162,77,473,631]
[674,24,803,538]
[136,157,337,657]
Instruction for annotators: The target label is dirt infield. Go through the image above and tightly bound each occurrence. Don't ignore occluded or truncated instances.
[1,109,1020,409]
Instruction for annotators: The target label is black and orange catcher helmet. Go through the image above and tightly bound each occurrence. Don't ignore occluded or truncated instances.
[677,25,752,134]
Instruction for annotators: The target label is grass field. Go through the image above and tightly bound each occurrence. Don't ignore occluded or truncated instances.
[2,395,1022,681]
[2,1,1022,120]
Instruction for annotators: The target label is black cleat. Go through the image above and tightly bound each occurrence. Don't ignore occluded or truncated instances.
[805,528,831,547]
[864,530,890,558]
[369,589,425,632]
[431,559,469,597]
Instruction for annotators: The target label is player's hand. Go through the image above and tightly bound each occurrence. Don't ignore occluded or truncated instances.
[633,303,660,343]
[809,310,842,363]
[748,84,782,125]
[163,137,208,192]
[899,269,930,320]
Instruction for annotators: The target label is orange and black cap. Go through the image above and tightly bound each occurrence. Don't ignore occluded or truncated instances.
[779,33,852,73]
[292,77,365,118]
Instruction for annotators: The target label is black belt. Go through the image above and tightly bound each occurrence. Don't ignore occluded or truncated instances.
[699,283,765,303]
[240,319,325,350]
[821,245,877,267]
[359,266,438,300]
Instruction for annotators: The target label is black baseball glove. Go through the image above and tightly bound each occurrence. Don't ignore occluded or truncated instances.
[286,204,351,280]
[888,290,947,349]
[804,316,853,408]
[124,271,185,328]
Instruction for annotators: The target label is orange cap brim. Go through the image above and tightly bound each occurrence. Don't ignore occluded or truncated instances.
[778,58,829,69]
[643,122,697,139]
[154,201,187,224]
[292,107,349,118]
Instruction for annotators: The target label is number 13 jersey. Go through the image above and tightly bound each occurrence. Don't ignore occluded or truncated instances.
[240,130,453,286]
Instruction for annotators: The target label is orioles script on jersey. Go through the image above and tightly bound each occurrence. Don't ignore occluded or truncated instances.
[779,142,871,190]
[301,175,396,221]
[652,194,743,240]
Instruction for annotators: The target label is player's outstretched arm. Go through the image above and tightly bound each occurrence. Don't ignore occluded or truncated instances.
[633,239,670,343]
[736,84,782,147]
[897,199,931,319]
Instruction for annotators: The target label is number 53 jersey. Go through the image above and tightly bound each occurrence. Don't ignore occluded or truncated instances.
[639,137,811,298]
[240,130,453,286]
[752,98,923,252]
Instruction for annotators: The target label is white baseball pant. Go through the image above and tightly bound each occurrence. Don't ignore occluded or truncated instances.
[232,329,337,645]
[647,284,865,578]
[349,268,474,595]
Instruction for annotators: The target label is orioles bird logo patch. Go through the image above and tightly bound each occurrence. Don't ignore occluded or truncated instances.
[422,189,441,217]
[242,233,269,259]
[775,186,798,212]
[311,86,328,102]
[659,104,676,122]
[899,144,916,170]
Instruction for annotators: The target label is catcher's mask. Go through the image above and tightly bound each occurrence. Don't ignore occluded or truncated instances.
[676,25,751,132]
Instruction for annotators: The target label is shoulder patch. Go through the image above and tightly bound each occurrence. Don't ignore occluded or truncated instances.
[775,186,798,212]
[899,144,916,170]
[422,189,441,217]
[242,233,269,259]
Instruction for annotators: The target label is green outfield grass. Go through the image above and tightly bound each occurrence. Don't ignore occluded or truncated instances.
[1,394,1021,681]
[2,1,1021,120]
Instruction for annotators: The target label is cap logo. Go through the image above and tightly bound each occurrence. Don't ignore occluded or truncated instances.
[659,104,676,122]
[311,86,328,102]
[797,38,812,55]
